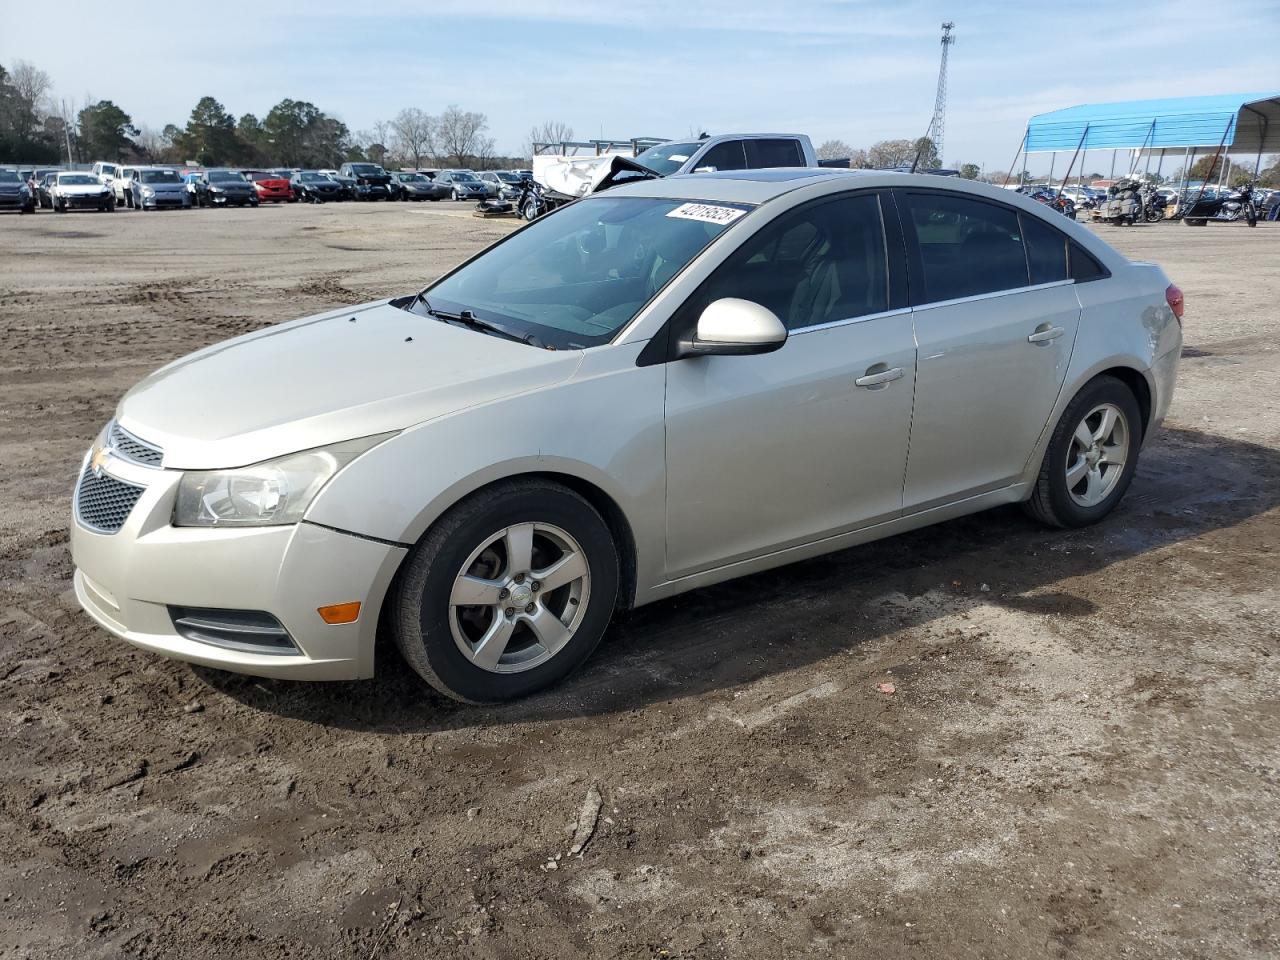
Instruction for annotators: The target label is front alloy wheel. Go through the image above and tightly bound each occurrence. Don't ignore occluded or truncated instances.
[448,522,590,673]
[392,479,619,702]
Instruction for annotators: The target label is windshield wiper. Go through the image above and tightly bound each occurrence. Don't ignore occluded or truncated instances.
[414,294,546,348]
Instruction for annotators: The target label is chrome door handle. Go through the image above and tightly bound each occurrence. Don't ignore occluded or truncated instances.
[1027,325,1065,343]
[854,366,904,388]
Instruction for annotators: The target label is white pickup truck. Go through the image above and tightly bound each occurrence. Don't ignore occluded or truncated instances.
[533,133,819,201]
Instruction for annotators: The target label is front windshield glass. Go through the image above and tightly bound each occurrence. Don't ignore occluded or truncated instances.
[400,173,425,182]
[451,172,478,182]
[496,172,521,182]
[634,141,699,176]
[0,170,20,183]
[209,171,244,183]
[300,172,326,182]
[420,195,753,349]
[59,174,97,185]
[349,164,384,175]
[140,170,181,184]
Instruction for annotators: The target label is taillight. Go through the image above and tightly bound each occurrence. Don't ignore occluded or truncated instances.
[1165,283,1184,322]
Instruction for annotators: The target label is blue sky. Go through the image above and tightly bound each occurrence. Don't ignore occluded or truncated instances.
[3,0,1276,169]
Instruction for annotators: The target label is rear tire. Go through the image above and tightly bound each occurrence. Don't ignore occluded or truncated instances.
[1023,375,1143,529]
[391,479,620,703]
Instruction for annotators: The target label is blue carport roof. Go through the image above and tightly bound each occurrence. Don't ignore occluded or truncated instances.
[1025,92,1280,153]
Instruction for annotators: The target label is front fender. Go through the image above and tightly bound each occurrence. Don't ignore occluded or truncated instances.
[304,343,668,599]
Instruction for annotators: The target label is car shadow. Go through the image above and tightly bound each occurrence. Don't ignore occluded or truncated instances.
[197,426,1280,731]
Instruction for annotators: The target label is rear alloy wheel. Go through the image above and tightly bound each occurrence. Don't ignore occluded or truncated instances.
[392,479,619,702]
[1024,375,1142,528]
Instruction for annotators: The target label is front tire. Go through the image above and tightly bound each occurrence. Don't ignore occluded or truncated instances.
[391,479,620,702]
[1023,376,1143,528]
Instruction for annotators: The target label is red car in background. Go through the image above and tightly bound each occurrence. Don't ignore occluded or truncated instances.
[243,170,295,203]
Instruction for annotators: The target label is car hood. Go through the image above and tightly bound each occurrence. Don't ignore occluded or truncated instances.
[116,300,583,469]
[210,181,252,190]
[57,184,107,195]
[0,183,24,194]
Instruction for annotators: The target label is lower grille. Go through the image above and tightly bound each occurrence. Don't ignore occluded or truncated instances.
[75,468,145,533]
[169,607,297,655]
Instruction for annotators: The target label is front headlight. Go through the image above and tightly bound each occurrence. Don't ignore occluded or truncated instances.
[208,185,222,193]
[173,434,393,527]
[142,186,155,197]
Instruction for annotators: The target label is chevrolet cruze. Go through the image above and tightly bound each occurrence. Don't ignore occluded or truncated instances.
[71,170,1182,702]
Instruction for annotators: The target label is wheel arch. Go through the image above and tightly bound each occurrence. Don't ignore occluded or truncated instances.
[384,468,640,614]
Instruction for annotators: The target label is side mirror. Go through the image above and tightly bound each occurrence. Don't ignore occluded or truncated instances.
[678,298,787,358]
[693,165,718,174]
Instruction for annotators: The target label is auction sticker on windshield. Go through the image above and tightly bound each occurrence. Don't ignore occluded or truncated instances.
[666,202,748,225]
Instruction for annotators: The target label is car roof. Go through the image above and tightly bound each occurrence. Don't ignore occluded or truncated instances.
[602,168,1075,208]
[601,168,877,204]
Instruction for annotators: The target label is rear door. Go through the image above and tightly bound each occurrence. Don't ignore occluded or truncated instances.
[663,191,916,577]
[894,189,1081,510]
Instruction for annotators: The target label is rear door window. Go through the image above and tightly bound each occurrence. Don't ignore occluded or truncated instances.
[745,138,805,168]
[901,192,1029,303]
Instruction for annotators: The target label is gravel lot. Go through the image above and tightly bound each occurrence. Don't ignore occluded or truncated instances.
[1,202,1277,960]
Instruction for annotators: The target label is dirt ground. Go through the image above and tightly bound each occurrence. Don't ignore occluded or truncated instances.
[0,201,1277,960]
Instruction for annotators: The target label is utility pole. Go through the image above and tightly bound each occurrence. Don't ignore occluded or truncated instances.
[929,21,956,163]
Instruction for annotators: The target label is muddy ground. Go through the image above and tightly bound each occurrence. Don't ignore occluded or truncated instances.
[0,203,1277,959]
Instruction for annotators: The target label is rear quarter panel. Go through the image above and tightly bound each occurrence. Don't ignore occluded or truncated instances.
[1018,260,1181,484]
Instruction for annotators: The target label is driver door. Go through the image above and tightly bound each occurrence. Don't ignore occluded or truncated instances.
[662,192,917,578]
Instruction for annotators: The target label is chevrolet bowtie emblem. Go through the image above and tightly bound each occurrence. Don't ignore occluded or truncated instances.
[90,446,110,477]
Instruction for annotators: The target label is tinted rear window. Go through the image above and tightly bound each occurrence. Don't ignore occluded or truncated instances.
[903,193,1029,302]
[1020,213,1068,284]
[1069,242,1107,282]
[745,138,804,168]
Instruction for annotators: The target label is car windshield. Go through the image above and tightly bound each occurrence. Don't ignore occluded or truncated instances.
[246,172,276,181]
[496,172,522,183]
[418,195,752,349]
[452,172,478,182]
[400,174,426,182]
[209,171,243,182]
[634,141,699,176]
[0,170,20,183]
[300,173,327,182]
[349,164,384,175]
[140,170,181,184]
[59,174,97,185]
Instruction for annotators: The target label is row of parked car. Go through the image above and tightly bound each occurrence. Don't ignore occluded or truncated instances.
[1,161,537,214]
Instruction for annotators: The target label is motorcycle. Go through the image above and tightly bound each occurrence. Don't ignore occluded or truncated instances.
[1096,177,1142,226]
[1140,186,1168,223]
[1180,183,1257,227]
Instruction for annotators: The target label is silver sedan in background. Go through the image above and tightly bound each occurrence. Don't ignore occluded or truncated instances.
[71,170,1181,702]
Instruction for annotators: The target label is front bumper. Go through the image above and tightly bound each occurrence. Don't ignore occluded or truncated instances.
[140,194,189,209]
[59,193,112,209]
[70,452,406,680]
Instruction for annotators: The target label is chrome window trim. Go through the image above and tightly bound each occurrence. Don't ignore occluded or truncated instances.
[789,307,913,336]
[910,278,1077,314]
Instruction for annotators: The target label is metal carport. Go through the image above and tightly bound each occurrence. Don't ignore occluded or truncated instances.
[1009,92,1280,197]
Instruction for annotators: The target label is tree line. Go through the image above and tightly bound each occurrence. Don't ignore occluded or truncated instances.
[0,58,523,170]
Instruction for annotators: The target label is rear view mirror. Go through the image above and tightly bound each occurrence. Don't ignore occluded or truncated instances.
[678,298,788,358]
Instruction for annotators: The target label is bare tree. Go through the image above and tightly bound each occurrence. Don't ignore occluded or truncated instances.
[866,138,917,169]
[848,148,871,169]
[391,108,436,168]
[527,120,574,150]
[8,60,54,143]
[10,60,53,111]
[816,139,853,162]
[436,105,489,167]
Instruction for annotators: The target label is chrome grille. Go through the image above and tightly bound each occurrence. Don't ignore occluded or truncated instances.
[108,421,163,467]
[75,467,145,533]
